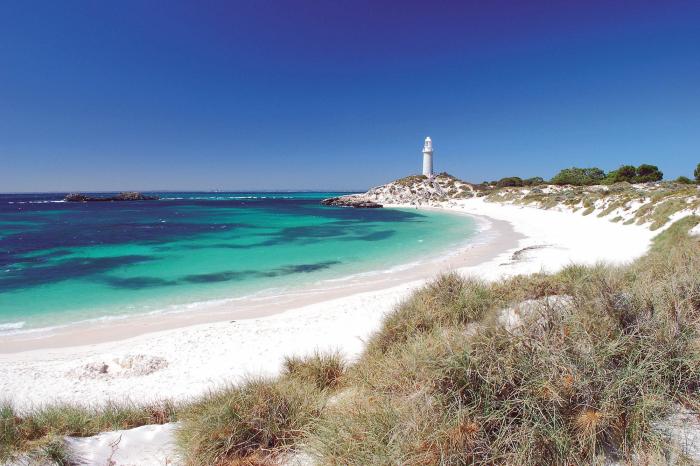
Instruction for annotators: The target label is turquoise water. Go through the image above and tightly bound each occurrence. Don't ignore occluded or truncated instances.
[0,192,476,332]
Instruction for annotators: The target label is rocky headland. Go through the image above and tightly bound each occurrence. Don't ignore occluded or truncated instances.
[321,173,475,208]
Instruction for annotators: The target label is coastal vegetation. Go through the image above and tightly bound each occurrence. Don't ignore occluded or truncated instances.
[483,181,700,231]
[605,164,664,184]
[4,216,700,465]
[332,164,698,213]
[489,176,545,188]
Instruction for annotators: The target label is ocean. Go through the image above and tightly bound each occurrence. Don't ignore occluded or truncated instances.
[0,192,476,334]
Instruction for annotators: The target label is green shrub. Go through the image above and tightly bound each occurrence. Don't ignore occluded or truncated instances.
[695,163,700,183]
[606,165,637,183]
[676,176,694,184]
[551,167,606,186]
[496,176,524,188]
[635,164,663,183]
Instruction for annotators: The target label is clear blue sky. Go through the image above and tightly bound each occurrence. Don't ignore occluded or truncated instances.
[1,1,699,192]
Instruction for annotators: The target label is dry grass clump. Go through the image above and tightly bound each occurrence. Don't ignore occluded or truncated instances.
[366,274,497,355]
[282,350,347,391]
[0,400,176,463]
[176,378,324,466]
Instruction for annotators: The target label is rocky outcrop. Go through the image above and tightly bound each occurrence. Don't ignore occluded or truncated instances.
[321,173,475,208]
[64,192,159,202]
[320,197,383,208]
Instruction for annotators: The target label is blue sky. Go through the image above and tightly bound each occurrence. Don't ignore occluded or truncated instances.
[1,1,699,191]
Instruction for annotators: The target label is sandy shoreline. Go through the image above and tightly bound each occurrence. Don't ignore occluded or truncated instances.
[0,198,656,410]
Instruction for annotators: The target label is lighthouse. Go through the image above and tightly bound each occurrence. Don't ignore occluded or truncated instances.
[422,137,433,177]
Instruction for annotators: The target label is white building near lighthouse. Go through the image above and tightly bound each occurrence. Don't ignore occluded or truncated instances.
[422,136,433,177]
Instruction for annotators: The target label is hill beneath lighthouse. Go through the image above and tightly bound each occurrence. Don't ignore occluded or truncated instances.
[322,172,476,207]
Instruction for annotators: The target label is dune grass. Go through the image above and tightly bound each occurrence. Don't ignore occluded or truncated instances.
[4,216,700,465]
[308,216,700,465]
[0,400,176,464]
[176,352,347,465]
[506,182,700,229]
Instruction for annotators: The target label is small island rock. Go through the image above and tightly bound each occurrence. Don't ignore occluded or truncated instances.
[64,192,159,202]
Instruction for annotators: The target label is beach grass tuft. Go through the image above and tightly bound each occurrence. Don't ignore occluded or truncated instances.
[282,350,347,391]
[175,377,324,466]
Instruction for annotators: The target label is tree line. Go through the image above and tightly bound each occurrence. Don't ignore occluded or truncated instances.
[483,163,700,188]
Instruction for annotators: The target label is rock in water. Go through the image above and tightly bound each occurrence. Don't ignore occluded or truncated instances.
[64,192,159,202]
[320,197,383,208]
[63,193,91,202]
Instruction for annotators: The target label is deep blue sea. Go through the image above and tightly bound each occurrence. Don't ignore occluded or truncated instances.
[0,192,476,333]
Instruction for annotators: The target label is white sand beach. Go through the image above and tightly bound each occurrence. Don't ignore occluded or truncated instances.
[0,197,656,410]
[0,195,672,465]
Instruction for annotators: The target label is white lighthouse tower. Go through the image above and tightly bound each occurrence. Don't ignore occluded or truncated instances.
[422,137,433,177]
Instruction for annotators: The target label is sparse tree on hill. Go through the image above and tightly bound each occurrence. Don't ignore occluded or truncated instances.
[695,163,700,183]
[635,164,663,183]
